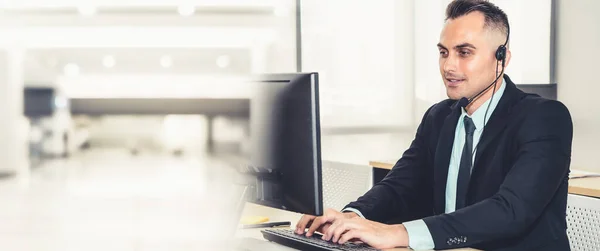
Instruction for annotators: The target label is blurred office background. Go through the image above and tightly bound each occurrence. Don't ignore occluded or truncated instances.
[0,0,598,250]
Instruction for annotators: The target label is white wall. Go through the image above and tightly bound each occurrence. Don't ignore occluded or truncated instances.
[556,0,600,171]
[413,0,447,122]
[301,0,414,129]
[0,49,29,175]
[489,0,552,84]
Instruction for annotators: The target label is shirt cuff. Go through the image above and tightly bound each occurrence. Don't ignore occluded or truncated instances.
[341,207,365,218]
[403,219,435,250]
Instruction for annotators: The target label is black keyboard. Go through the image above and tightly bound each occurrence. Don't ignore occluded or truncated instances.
[261,229,381,251]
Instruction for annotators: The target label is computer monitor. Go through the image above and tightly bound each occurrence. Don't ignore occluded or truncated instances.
[24,87,55,117]
[238,72,323,216]
[516,84,557,100]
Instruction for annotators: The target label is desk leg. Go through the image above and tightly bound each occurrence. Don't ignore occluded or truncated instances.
[372,167,390,186]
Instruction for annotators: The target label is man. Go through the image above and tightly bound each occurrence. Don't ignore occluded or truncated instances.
[295,0,573,250]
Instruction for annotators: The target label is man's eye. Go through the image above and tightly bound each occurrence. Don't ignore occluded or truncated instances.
[439,51,448,56]
[459,50,471,56]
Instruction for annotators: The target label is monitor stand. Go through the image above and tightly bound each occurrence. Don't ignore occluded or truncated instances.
[230,165,286,231]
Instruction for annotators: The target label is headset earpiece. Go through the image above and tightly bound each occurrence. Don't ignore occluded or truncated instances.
[495,45,506,61]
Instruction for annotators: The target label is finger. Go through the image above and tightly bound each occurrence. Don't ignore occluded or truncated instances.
[306,217,323,237]
[295,215,308,230]
[323,219,341,241]
[320,209,342,224]
[338,230,360,245]
[309,209,339,237]
[320,224,331,235]
[333,219,364,242]
[295,215,315,234]
[332,221,350,243]
[303,219,316,234]
[295,215,309,233]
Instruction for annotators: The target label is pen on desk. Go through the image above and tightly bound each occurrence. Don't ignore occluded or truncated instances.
[241,221,291,229]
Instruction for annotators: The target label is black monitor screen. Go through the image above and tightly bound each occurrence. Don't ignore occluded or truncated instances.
[24,87,55,117]
[242,73,323,216]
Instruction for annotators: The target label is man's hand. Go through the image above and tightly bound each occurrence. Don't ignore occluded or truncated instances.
[295,208,359,237]
[323,217,409,249]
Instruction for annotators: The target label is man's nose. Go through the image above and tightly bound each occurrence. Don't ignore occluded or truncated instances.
[443,54,459,73]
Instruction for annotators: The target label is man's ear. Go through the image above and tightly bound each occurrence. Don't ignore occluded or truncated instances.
[497,48,511,75]
[503,48,512,68]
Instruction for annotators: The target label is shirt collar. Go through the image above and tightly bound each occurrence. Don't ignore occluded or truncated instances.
[461,80,506,131]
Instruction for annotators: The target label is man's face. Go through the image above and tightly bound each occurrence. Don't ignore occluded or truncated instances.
[438,12,504,100]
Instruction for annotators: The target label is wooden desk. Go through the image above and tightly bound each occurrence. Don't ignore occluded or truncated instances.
[369,160,600,199]
[237,203,477,251]
[568,177,600,198]
[370,160,396,185]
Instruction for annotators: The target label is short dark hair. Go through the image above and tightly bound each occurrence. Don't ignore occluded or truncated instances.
[445,0,509,39]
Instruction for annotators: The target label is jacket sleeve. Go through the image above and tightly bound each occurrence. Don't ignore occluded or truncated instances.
[343,105,435,223]
[422,100,573,249]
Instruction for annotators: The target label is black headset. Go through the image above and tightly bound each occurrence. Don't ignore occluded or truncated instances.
[458,19,510,157]
[458,20,510,108]
[495,31,509,62]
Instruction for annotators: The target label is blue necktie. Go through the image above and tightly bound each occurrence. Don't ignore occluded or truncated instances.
[456,116,476,209]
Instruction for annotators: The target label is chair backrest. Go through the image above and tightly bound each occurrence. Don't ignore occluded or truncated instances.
[567,194,600,251]
[321,160,371,211]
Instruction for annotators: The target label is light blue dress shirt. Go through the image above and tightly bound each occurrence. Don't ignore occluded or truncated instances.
[344,82,506,250]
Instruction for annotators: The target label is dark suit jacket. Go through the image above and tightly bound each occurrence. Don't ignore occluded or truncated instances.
[345,75,573,251]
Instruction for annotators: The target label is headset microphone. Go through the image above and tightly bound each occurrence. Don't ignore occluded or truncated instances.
[458,70,504,108]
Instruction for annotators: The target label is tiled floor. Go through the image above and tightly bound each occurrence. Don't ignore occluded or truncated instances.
[0,148,246,251]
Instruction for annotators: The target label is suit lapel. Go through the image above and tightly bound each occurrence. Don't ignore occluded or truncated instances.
[433,103,461,214]
[472,75,522,171]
